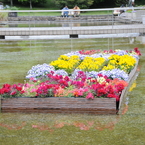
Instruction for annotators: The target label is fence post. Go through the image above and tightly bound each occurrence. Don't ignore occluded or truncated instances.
[142,15,145,24]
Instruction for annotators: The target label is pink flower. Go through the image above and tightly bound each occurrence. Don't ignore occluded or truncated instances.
[10,91,17,96]
[31,88,37,93]
[86,92,94,99]
[30,77,37,82]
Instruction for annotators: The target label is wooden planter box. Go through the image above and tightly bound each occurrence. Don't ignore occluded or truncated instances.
[1,97,116,115]
[0,61,138,115]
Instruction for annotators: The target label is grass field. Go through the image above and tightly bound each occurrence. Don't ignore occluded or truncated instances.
[17,9,113,16]
[1,2,113,17]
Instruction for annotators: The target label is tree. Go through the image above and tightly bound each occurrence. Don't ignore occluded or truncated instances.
[18,0,33,9]
[10,0,13,7]
[54,0,94,9]
[0,0,13,7]
[92,0,111,8]
[18,0,46,9]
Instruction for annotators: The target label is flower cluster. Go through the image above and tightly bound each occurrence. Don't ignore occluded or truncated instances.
[26,63,54,80]
[77,57,106,72]
[0,48,141,101]
[0,72,128,101]
[0,84,24,98]
[50,55,80,74]
[27,72,128,100]
[79,50,98,55]
[103,54,136,73]
[131,47,141,56]
[86,69,129,81]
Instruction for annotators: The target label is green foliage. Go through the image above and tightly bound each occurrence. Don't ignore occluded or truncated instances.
[18,0,47,9]
[91,0,112,8]
[0,0,9,3]
[115,0,128,7]
[114,0,145,7]
[10,6,19,10]
[54,0,94,9]
[135,0,145,6]
[18,0,47,6]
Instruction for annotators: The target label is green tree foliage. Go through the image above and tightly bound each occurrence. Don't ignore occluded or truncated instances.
[54,0,94,9]
[92,0,112,8]
[18,0,46,9]
[0,0,13,6]
[135,0,144,6]
[115,0,128,6]
[114,0,145,7]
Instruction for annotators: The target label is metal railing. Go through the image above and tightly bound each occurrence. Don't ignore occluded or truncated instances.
[0,7,144,20]
[0,7,145,39]
[0,6,144,12]
[0,7,145,25]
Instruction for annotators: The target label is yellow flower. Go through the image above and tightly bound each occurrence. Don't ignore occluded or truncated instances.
[77,57,106,72]
[103,54,136,73]
[50,55,81,74]
[129,81,136,92]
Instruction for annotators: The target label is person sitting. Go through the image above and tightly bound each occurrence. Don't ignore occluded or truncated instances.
[62,6,69,17]
[73,5,80,17]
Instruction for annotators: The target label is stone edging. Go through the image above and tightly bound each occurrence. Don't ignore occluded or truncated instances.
[7,15,115,22]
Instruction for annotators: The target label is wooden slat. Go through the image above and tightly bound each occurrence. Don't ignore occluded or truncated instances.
[1,97,116,114]
[118,60,139,112]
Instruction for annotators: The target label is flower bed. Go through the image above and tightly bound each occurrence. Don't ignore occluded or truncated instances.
[0,48,141,114]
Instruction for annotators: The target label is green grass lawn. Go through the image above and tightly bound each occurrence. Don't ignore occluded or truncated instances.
[2,2,113,17]
[17,10,113,16]
[18,12,61,16]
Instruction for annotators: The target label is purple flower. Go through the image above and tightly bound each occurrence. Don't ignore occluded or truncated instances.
[26,63,54,80]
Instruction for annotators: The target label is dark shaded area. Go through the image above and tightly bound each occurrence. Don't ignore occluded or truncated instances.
[0,35,5,39]
[90,0,116,8]
[70,34,78,38]
[1,0,145,9]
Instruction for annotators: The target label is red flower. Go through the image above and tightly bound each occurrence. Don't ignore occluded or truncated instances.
[79,50,97,55]
[107,94,119,101]
[106,85,115,94]
[97,88,107,96]
[115,83,124,92]
[109,49,115,53]
[64,76,70,81]
[3,84,11,89]
[134,47,141,56]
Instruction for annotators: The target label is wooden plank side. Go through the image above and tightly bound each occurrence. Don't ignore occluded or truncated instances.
[118,60,139,112]
[1,108,116,115]
[1,97,116,114]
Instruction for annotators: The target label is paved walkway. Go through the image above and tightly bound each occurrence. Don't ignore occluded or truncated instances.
[115,10,145,24]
